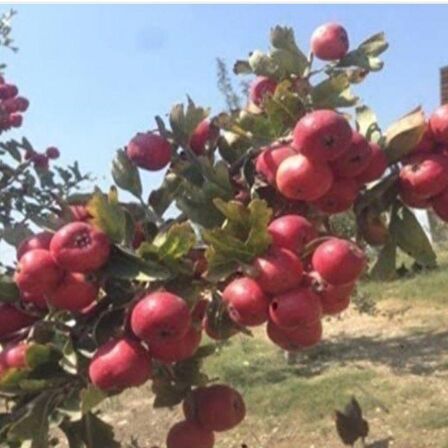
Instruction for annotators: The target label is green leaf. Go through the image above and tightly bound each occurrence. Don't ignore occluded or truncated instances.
[148,172,182,216]
[26,344,53,369]
[93,308,125,346]
[384,107,426,163]
[358,32,389,57]
[86,187,126,243]
[356,105,382,143]
[370,239,397,281]
[151,222,196,262]
[0,223,32,248]
[80,386,107,415]
[111,149,142,198]
[248,50,278,77]
[0,275,20,303]
[169,97,208,146]
[312,73,358,109]
[152,379,189,408]
[390,205,437,267]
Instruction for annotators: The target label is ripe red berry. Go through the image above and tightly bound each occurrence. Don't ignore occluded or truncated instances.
[15,249,63,295]
[312,238,366,285]
[268,214,316,254]
[355,143,388,184]
[45,146,60,159]
[331,132,373,178]
[149,326,201,364]
[311,23,349,61]
[2,342,28,369]
[253,246,303,295]
[429,105,448,144]
[88,338,152,391]
[249,76,277,107]
[32,154,49,169]
[166,420,215,448]
[293,110,352,161]
[222,277,269,327]
[183,384,246,432]
[399,153,448,199]
[0,304,35,339]
[130,291,191,342]
[50,222,111,272]
[48,273,98,312]
[431,188,448,222]
[0,84,18,100]
[412,123,435,153]
[126,132,172,171]
[9,113,23,128]
[1,98,20,113]
[255,144,294,185]
[14,96,29,112]
[189,119,219,155]
[399,186,430,209]
[312,177,359,214]
[267,319,323,350]
[17,231,53,260]
[276,154,334,201]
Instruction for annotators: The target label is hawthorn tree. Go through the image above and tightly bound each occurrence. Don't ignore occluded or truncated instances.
[0,15,445,448]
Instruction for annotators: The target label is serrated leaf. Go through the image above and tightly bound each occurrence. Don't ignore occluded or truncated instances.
[148,172,182,216]
[312,73,358,109]
[151,222,196,261]
[80,385,107,415]
[356,105,382,142]
[86,187,126,243]
[390,205,437,267]
[359,32,389,57]
[248,50,278,77]
[233,60,252,75]
[111,149,142,198]
[384,107,426,163]
[370,238,397,281]
[0,275,19,303]
[152,380,189,408]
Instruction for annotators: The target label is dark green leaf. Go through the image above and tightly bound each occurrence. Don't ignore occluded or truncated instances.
[370,239,397,281]
[111,149,142,198]
[26,344,53,369]
[80,385,107,415]
[0,275,20,303]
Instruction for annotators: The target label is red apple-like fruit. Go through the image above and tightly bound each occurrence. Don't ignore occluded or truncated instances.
[126,132,172,171]
[312,177,359,214]
[130,291,191,342]
[249,76,277,107]
[183,384,246,432]
[399,153,448,199]
[2,342,28,368]
[253,246,303,295]
[412,123,435,154]
[88,338,152,391]
[311,23,349,61]
[293,110,352,161]
[312,238,365,285]
[48,273,98,311]
[431,188,448,222]
[21,292,47,309]
[276,154,334,201]
[15,249,63,295]
[17,231,53,260]
[255,144,294,185]
[399,185,430,209]
[166,420,215,448]
[0,304,35,339]
[50,222,110,272]
[45,146,60,159]
[267,319,323,350]
[222,277,269,327]
[429,105,448,144]
[355,143,388,184]
[269,287,322,329]
[189,119,219,155]
[331,131,373,178]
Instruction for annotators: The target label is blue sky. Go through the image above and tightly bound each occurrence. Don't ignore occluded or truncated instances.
[3,4,448,195]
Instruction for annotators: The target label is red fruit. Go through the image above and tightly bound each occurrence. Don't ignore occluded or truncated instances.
[50,222,110,272]
[267,319,323,350]
[189,119,219,155]
[17,231,53,260]
[429,105,448,144]
[412,123,435,153]
[0,84,18,100]
[166,420,215,448]
[312,178,359,214]
[183,385,245,432]
[15,249,63,295]
[2,342,28,368]
[249,76,277,107]
[32,154,49,169]
[45,146,60,159]
[255,145,294,185]
[311,23,349,61]
[88,338,152,391]
[1,98,20,113]
[331,132,373,178]
[69,205,91,222]
[222,277,269,327]
[312,238,366,285]
[48,273,98,312]
[399,186,430,209]
[431,188,448,222]
[322,294,350,315]
[276,154,334,201]
[126,132,172,171]
[253,246,303,295]
[8,113,23,128]
[21,292,47,309]
[130,291,191,342]
[268,214,316,254]
[399,153,448,199]
[0,304,35,339]
[149,327,201,363]
[355,143,388,184]
[15,96,29,112]
[293,110,352,161]
[269,287,322,329]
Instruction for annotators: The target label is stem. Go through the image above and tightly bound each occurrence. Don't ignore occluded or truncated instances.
[85,412,94,448]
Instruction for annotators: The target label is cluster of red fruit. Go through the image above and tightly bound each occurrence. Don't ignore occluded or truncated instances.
[24,146,60,170]
[220,214,365,351]
[0,76,29,132]
[255,109,388,214]
[399,104,448,221]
